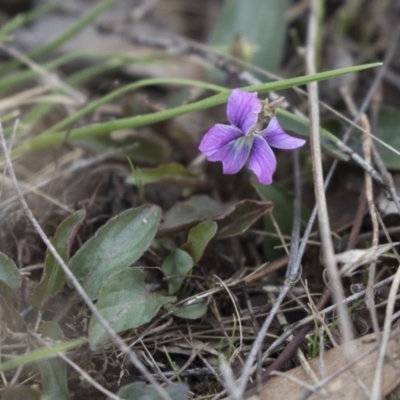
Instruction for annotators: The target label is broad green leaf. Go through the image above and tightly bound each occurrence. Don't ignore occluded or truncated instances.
[160,196,271,239]
[14,63,381,156]
[216,199,272,239]
[68,205,161,300]
[117,382,188,400]
[182,221,217,263]
[374,107,400,169]
[161,249,194,295]
[88,268,176,347]
[166,301,208,320]
[0,252,19,297]
[127,163,197,186]
[209,0,286,73]
[160,195,228,234]
[0,339,84,373]
[31,210,86,308]
[37,322,70,400]
[251,180,311,259]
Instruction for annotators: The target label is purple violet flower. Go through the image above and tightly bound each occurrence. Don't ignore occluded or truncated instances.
[199,89,306,185]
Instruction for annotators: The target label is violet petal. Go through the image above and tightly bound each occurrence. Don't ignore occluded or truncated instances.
[227,89,261,134]
[259,117,306,149]
[199,124,243,157]
[248,136,277,185]
[206,135,253,174]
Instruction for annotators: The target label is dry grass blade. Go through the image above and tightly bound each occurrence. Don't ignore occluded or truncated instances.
[334,242,400,277]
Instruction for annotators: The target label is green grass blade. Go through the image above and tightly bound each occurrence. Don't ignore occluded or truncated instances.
[0,339,84,372]
[0,1,63,36]
[0,0,116,75]
[13,62,380,156]
[28,0,116,60]
[41,78,227,136]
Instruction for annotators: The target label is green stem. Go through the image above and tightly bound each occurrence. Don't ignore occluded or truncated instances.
[12,62,381,157]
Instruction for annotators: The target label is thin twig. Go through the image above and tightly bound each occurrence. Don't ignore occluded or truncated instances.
[306,0,353,343]
[261,273,396,363]
[236,150,303,396]
[370,246,400,397]
[0,119,173,400]
[361,114,380,336]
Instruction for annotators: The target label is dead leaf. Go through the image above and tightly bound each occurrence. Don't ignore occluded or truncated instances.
[335,242,400,276]
[239,331,400,400]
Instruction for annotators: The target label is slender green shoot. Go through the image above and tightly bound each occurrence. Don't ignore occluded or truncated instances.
[127,157,145,203]
[163,346,182,383]
[11,62,380,158]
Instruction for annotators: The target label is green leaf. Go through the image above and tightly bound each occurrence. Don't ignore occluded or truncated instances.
[68,205,161,300]
[166,301,208,320]
[216,199,272,239]
[160,195,228,234]
[0,339,84,373]
[127,163,197,186]
[88,268,176,347]
[209,0,286,73]
[39,321,64,340]
[251,180,311,259]
[37,322,70,400]
[0,252,19,297]
[161,249,194,295]
[182,221,217,263]
[31,210,86,308]
[117,382,188,400]
[374,107,400,169]
[160,196,272,239]
[277,109,348,161]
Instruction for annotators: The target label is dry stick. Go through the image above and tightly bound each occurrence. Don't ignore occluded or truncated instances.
[0,120,173,400]
[235,149,303,397]
[370,211,400,392]
[306,0,353,343]
[361,114,381,337]
[341,87,381,338]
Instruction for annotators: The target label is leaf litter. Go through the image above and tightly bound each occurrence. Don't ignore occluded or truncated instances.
[1,1,400,400]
